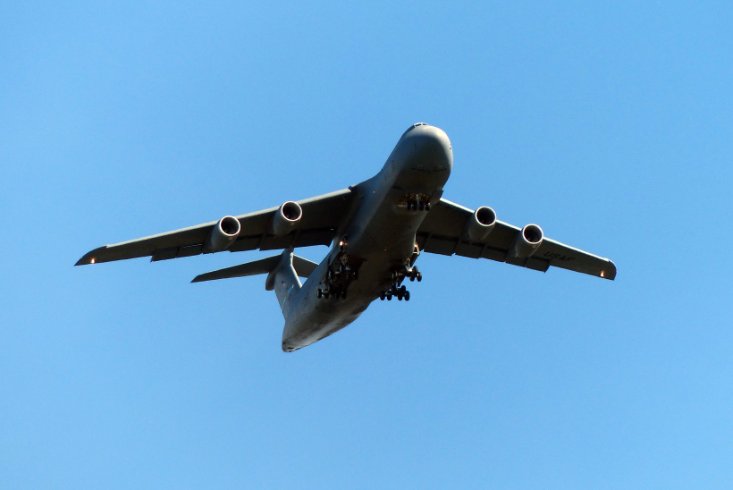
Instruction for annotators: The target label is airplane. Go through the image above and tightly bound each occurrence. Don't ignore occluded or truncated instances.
[77,123,616,352]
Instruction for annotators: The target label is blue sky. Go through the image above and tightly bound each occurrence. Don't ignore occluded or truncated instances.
[2,2,733,488]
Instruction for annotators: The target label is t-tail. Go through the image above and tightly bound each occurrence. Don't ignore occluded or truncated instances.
[192,249,318,320]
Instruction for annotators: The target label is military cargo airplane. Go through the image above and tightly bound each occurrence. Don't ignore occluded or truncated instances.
[77,123,616,351]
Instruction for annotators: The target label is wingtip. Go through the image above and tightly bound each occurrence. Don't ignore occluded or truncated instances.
[75,252,96,266]
[75,246,107,266]
[601,260,617,280]
[191,272,213,283]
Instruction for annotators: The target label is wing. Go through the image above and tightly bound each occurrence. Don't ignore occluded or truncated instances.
[416,198,616,280]
[76,188,354,266]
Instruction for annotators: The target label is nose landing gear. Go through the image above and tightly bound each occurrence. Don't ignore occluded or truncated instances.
[403,193,432,212]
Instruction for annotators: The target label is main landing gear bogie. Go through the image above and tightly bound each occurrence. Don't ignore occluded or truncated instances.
[390,266,421,283]
[379,285,411,302]
[318,236,359,301]
[318,288,347,300]
[380,266,421,302]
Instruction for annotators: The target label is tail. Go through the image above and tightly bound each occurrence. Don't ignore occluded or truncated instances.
[192,250,318,319]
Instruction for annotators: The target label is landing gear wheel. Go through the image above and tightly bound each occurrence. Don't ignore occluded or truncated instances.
[404,291,410,301]
[416,272,422,282]
[387,293,393,301]
[318,289,323,298]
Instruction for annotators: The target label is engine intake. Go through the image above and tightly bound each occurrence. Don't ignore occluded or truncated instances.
[204,216,241,252]
[271,201,303,237]
[463,206,496,242]
[507,224,543,260]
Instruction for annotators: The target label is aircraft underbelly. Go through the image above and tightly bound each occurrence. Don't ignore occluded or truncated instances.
[282,190,436,351]
[282,124,454,351]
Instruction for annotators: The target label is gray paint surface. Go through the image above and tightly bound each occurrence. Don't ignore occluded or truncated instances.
[77,123,616,351]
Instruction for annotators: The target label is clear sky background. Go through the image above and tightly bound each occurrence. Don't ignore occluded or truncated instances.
[2,2,732,489]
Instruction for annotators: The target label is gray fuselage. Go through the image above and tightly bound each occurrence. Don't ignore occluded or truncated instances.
[280,124,453,351]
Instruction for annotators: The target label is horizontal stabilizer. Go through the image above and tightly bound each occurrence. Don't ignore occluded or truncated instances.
[192,253,318,283]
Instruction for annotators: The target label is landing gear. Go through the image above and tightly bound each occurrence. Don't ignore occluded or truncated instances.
[379,284,412,302]
[404,193,432,212]
[406,267,422,282]
[319,236,360,301]
[395,285,410,301]
[319,288,346,300]
[406,200,430,211]
[379,266,421,301]
[392,266,421,282]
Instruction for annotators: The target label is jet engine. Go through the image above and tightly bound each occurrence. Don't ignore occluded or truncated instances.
[204,216,241,252]
[271,201,303,237]
[463,206,496,242]
[507,224,543,260]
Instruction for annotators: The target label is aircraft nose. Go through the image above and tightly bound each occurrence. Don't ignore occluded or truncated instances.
[401,123,453,174]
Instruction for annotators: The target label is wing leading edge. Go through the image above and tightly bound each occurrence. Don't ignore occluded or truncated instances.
[76,188,354,266]
[416,198,616,280]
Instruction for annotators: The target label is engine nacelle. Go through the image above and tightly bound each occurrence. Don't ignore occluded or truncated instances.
[507,224,543,260]
[271,201,303,237]
[463,206,497,242]
[204,216,241,252]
